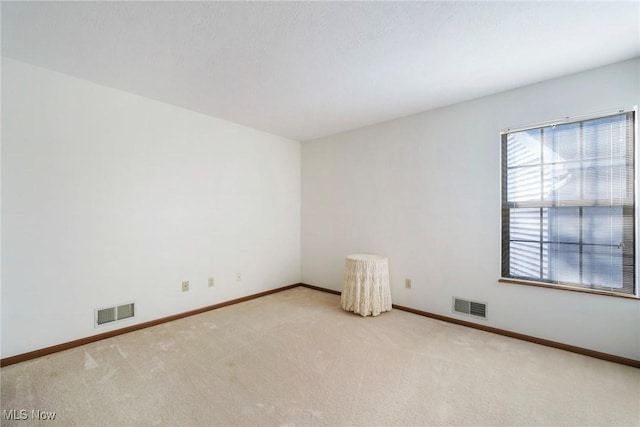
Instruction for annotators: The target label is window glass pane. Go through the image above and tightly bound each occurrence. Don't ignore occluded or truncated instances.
[583,115,627,160]
[543,162,581,201]
[611,165,632,201]
[582,207,623,246]
[582,162,628,201]
[509,208,540,242]
[582,245,623,289]
[510,241,541,280]
[507,166,541,202]
[542,243,580,284]
[544,123,580,163]
[507,129,541,167]
[544,207,580,244]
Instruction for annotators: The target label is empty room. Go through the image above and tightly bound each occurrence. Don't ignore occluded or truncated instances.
[1,1,639,426]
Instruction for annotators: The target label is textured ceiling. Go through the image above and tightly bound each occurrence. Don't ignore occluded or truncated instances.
[2,1,639,141]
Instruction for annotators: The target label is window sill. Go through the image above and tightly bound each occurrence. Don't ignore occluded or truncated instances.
[498,278,640,300]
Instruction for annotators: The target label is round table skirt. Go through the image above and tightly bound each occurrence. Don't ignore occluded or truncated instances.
[340,254,392,317]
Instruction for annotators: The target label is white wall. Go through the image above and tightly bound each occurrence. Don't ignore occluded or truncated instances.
[301,58,640,360]
[1,58,300,358]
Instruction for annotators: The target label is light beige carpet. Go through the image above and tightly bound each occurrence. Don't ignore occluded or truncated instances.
[1,287,639,426]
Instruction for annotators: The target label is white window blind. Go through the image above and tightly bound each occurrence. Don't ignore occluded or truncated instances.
[501,110,636,296]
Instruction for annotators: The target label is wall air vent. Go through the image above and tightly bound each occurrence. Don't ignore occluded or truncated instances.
[96,307,116,325]
[117,303,135,320]
[453,297,487,319]
[95,302,135,326]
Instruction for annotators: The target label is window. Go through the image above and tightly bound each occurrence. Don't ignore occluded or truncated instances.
[501,109,636,296]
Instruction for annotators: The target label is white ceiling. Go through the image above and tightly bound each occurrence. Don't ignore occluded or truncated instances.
[2,1,639,141]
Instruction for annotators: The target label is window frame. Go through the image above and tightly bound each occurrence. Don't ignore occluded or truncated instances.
[500,107,639,299]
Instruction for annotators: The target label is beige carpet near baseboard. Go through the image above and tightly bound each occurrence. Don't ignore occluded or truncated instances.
[1,287,639,426]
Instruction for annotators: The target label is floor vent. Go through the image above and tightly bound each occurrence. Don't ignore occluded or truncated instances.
[453,297,487,319]
[95,302,135,326]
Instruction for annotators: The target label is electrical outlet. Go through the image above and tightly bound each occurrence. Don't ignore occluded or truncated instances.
[208,277,214,287]
[236,273,242,282]
[182,281,189,292]
[405,278,412,289]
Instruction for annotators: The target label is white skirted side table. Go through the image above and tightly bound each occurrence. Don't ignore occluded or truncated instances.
[340,254,392,317]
